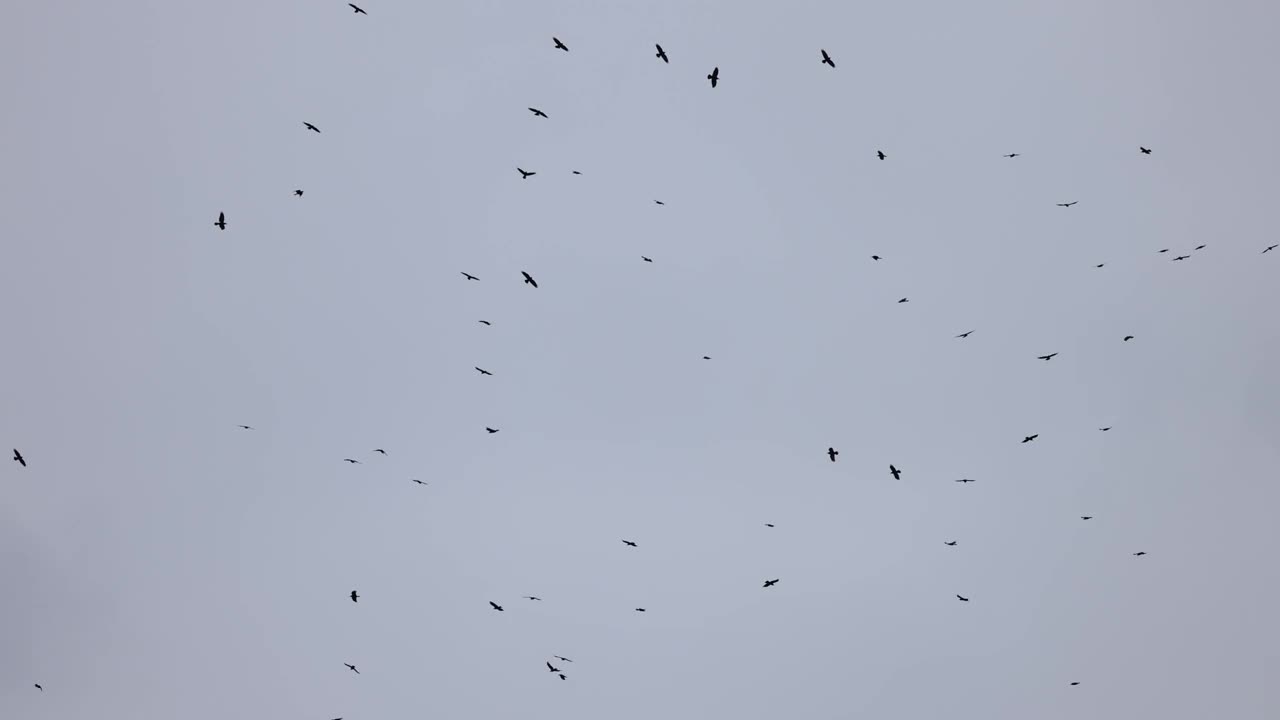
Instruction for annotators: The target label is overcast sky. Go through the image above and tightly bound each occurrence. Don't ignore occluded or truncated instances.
[3,1,1279,718]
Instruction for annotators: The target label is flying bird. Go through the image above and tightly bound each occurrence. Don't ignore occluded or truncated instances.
[1056,201,1078,207]
[654,200,665,205]
[461,272,479,281]
[764,523,775,528]
[1139,146,1152,154]
[342,458,361,464]
[478,320,491,325]
[956,595,970,602]
[889,464,901,480]
[572,170,582,175]
[1133,551,1147,556]
[558,674,567,680]
[410,479,427,485]
[827,447,838,462]
[214,212,226,230]
[1096,263,1105,268]
[1003,153,1021,158]
[1123,335,1134,341]
[344,663,360,674]
[547,661,561,673]
[702,356,711,360]
[634,608,646,612]
[12,449,26,467]
[304,122,321,133]
[33,684,42,691]
[641,256,653,262]
[294,189,303,196]
[897,297,908,303]
[1099,427,1111,431]
[517,168,536,179]
[522,271,538,287]
[528,107,548,118]
[1037,353,1058,361]
[553,37,569,51]
[1081,516,1093,520]
[622,540,637,547]
[1194,244,1206,250]
[523,596,542,601]
[1172,255,1189,261]
[554,656,574,663]
[1264,244,1278,254]
[877,150,886,160]
[655,44,668,63]
[1158,248,1170,253]
[944,541,958,546]
[955,330,975,338]
[373,449,386,455]
[955,478,975,483]
[1070,681,1081,686]
[871,255,881,261]
[763,579,779,588]
[348,3,367,14]
[485,427,499,434]
[475,367,493,375]
[820,49,835,67]
[1021,434,1039,443]
[236,425,253,430]
[350,590,359,602]
[490,601,504,611]
[707,67,719,87]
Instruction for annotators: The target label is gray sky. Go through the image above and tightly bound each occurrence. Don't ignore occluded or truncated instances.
[3,1,1279,718]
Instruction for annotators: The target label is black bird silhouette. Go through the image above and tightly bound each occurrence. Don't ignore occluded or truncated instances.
[522,271,538,288]
[897,297,909,303]
[554,656,574,663]
[1070,681,1081,686]
[654,200,665,205]
[955,478,975,483]
[490,601,504,611]
[877,150,886,160]
[1194,244,1206,250]
[461,272,479,281]
[956,330,975,338]
[1139,146,1152,154]
[13,449,25,467]
[547,662,561,673]
[475,367,493,376]
[707,67,719,87]
[763,579,779,588]
[889,464,902,480]
[1096,263,1105,268]
[634,608,646,612]
[1003,153,1021,158]
[373,449,386,455]
[944,541,957,546]
[702,356,711,360]
[1264,244,1278,254]
[553,37,568,51]
[214,212,226,230]
[485,427,499,434]
[34,684,42,691]
[622,540,637,547]
[871,255,881,260]
[523,596,542,601]
[558,673,567,680]
[1081,516,1093,520]
[237,425,253,430]
[765,523,775,527]
[1124,336,1134,341]
[478,320,491,325]
[1057,201,1078,207]
[1133,551,1147,556]
[1172,255,1189,261]
[655,44,668,63]
[1158,248,1170,253]
[956,595,970,602]
[348,3,367,14]
[304,122,321,133]
[410,479,427,485]
[1099,427,1111,431]
[827,447,838,462]
[294,189,303,196]
[1022,435,1039,443]
[572,170,582,175]
[517,168,536,179]
[344,663,360,674]
[1038,353,1058,361]
[350,590,359,602]
[641,256,653,262]
[820,49,835,67]
[343,458,361,464]
[528,107,548,118]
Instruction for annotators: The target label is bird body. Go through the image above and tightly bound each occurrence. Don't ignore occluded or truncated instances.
[889,464,901,480]
[343,458,361,464]
[349,3,367,13]
[956,330,974,338]
[462,272,479,281]
[373,448,386,455]
[1057,201,1078,207]
[1038,352,1058,361]
[475,367,493,375]
[490,601,504,611]
[956,595,970,602]
[304,122,321,133]
[214,211,226,230]
[820,49,835,67]
[294,189,303,196]
[524,596,542,601]
[1003,153,1021,158]
[522,271,538,288]
[1139,146,1152,154]
[1263,244,1277,254]
[944,541,957,546]
[350,590,359,602]
[410,479,427,485]
[762,579,779,588]
[13,449,26,467]
[1022,435,1039,443]
[655,44,668,63]
[955,478,975,483]
[707,67,719,87]
[622,540,637,547]
[517,168,536,179]
[553,37,569,51]
[827,447,838,462]
[528,107,548,118]
[344,663,359,674]
[1081,516,1093,520]
[877,150,886,160]
[485,427,499,433]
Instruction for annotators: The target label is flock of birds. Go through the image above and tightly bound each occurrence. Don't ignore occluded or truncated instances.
[11,2,1280,714]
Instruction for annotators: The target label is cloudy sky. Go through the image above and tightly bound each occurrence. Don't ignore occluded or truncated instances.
[3,1,1279,718]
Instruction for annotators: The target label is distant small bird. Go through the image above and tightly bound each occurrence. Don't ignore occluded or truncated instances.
[827,447,838,462]
[547,661,561,673]
[1081,516,1093,520]
[955,478,975,483]
[478,320,491,325]
[1172,255,1190,261]
[1264,244,1278,254]
[871,255,881,261]
[343,458,361,464]
[1070,681,1081,686]
[622,540,637,547]
[897,297,908,303]
[956,595,970,602]
[475,367,493,376]
[1096,263,1105,268]
[236,424,253,429]
[523,596,542,601]
[572,170,582,175]
[956,330,975,338]
[214,212,226,230]
[634,608,646,612]
[654,200,665,205]
[485,427,499,434]
[655,44,668,63]
[889,464,901,480]
[373,449,386,455]
[410,479,427,485]
[763,579,779,588]
[558,673,567,680]
[344,663,360,674]
[1139,147,1152,154]
[1133,551,1147,556]
[554,656,573,663]
[348,3,367,14]
[820,49,835,67]
[944,541,957,546]
[304,122,321,133]
[702,356,711,360]
[294,189,303,196]
[528,107,548,118]
[1194,244,1206,250]
[1022,435,1039,443]
[350,590,359,602]
[877,151,886,160]
[522,271,538,288]
[1158,248,1170,253]
[1099,427,1111,431]
[641,256,653,262]
[490,601,504,611]
[1057,201,1078,207]
[1003,153,1021,158]
[553,37,569,51]
[765,523,775,527]
[707,67,719,88]
[461,272,479,281]
[517,168,536,179]
[1038,353,1058,361]
[33,684,42,691]
[1123,336,1134,341]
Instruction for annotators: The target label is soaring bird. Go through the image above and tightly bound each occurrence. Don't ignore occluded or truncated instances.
[214,212,226,230]
[1099,427,1111,431]
[461,272,479,281]
[373,449,387,455]
[517,168,536,179]
[475,367,493,375]
[641,256,653,262]
[655,44,668,63]
[827,447,838,462]
[478,320,492,325]
[13,449,25,467]
[523,596,542,601]
[547,661,561,673]
[654,200,665,205]
[1124,336,1134,341]
[702,356,711,360]
[1057,201,1078,207]
[1194,244,1206,250]
[343,458,361,464]
[528,107,548,118]
[820,49,835,67]
[490,601,504,611]
[553,37,569,51]
[294,189,304,197]
[304,122,321,133]
[1081,516,1093,520]
[764,523,775,528]
[889,464,902,480]
[897,297,909,304]
[1264,244,1278,254]
[707,67,719,87]
[558,674,567,680]
[1133,551,1147,556]
[955,478,975,483]
[344,663,360,674]
[236,425,253,430]
[410,479,427,485]
[763,579,779,588]
[485,427,499,434]
[348,3,367,14]
[1003,153,1021,158]
[522,271,538,287]
[1038,353,1058,361]
[622,540,638,547]
[1139,147,1152,154]
[877,150,886,160]
[1096,263,1105,268]
[554,656,574,663]
[871,255,881,261]
[1022,435,1039,443]
[33,684,42,691]
[1070,681,1081,686]
[1172,255,1190,261]
[572,170,582,175]
[634,608,646,612]
[944,541,957,546]
[1158,248,1170,253]
[956,595,970,602]
[956,330,975,338]
[350,590,359,602]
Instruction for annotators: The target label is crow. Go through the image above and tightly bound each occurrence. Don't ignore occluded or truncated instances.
[490,601,504,611]
[820,49,835,67]
[304,122,321,133]
[655,44,668,63]
[622,540,637,547]
[634,608,646,612]
[889,464,902,480]
[485,427,499,434]
[871,255,881,260]
[547,661,561,673]
[1070,681,1081,686]
[343,458,361,464]
[956,330,975,338]
[707,67,719,87]
[1022,435,1039,443]
[350,590,359,602]
[641,256,653,262]
[702,356,711,360]
[294,189,304,196]
[344,663,360,674]
[1194,244,1206,250]
[558,674,567,680]
[1003,153,1021,158]
[1123,336,1134,341]
[1132,551,1147,556]
[1096,263,1105,268]
[1172,255,1190,261]
[877,150,886,160]
[572,170,582,175]
[348,3,367,14]
[1038,353,1058,361]
[523,596,542,601]
[13,449,26,467]
[1158,249,1170,253]
[898,297,909,303]
[763,579,779,588]
[553,37,569,51]
[1265,245,1278,254]
[1057,201,1078,207]
[410,479,427,485]
[1081,516,1093,520]
[528,107,548,118]
[522,271,538,288]
[236,425,253,430]
[1099,427,1111,431]
[827,447,838,462]
[764,523,775,527]
[34,684,42,691]
[944,541,957,546]
[475,367,493,376]
[517,168,536,179]
[1139,147,1152,154]
[461,272,479,281]
[955,478,975,483]
[214,212,226,230]
[373,449,387,455]
[478,320,492,325]
[553,656,574,663]
[956,595,970,602]
[654,200,665,205]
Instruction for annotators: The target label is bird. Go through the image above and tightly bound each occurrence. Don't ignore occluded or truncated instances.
[410,479,427,485]
[955,478,975,483]
[820,49,835,67]
[1096,263,1105,268]
[303,122,321,133]
[461,272,479,281]
[702,356,711,360]
[558,674,567,680]
[1172,255,1190,261]
[547,661,561,673]
[654,200,665,205]
[344,663,360,674]
[1022,435,1039,443]
[827,447,838,462]
[523,596,542,601]
[889,464,902,480]
[641,256,653,263]
[763,579,779,588]
[1003,153,1021,158]
[373,449,386,455]
[1099,427,1112,431]
[522,271,538,288]
[944,541,958,546]
[214,212,226,230]
[956,330,975,338]
[350,590,359,602]
[490,601,504,611]
[294,189,303,197]
[485,427,499,434]
[554,656,574,663]
[1133,551,1147,556]
[1158,248,1171,253]
[897,297,909,303]
[517,168,536,179]
[877,150,886,160]
[655,44,668,63]
[956,595,970,602]
[1037,352,1058,361]
[1193,244,1206,250]
[528,107,548,118]
[707,67,719,87]
[1070,681,1081,686]
[1057,201,1078,207]
[342,458,361,464]
[475,367,493,376]
[764,523,775,528]
[1081,516,1093,520]
[622,540,637,547]
[236,425,253,430]
[1124,335,1134,341]
[478,320,491,325]
[13,449,26,467]
[33,684,42,691]
[634,608,646,612]
[1139,146,1152,154]
[871,255,881,261]
[1264,244,1278,254]
[348,3,367,14]
[572,170,582,175]
[553,37,569,51]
